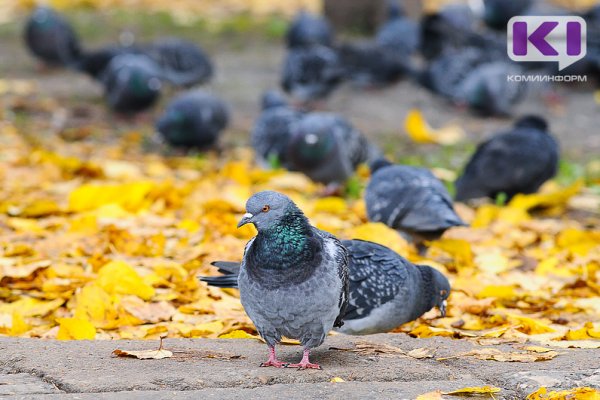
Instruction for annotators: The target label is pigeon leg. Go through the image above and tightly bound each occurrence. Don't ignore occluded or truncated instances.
[286,349,322,370]
[259,346,288,368]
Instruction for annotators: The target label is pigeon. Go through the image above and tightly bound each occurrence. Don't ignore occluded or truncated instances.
[419,48,526,115]
[455,116,559,202]
[285,11,333,49]
[143,38,213,87]
[483,0,533,31]
[201,239,450,335]
[251,91,302,168]
[375,0,420,57]
[101,53,163,114]
[156,90,229,149]
[281,45,344,104]
[24,6,82,67]
[286,112,380,186]
[365,159,466,242]
[235,191,349,369]
[337,41,408,87]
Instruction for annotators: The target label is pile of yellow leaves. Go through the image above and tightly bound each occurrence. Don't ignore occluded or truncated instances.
[0,115,598,345]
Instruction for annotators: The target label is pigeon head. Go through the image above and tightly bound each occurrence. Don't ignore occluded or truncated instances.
[431,268,451,317]
[369,158,393,174]
[386,0,405,20]
[261,90,288,110]
[238,191,305,231]
[514,115,548,131]
[287,114,337,167]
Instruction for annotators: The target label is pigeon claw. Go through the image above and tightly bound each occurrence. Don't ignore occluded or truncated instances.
[259,360,288,368]
[285,362,322,370]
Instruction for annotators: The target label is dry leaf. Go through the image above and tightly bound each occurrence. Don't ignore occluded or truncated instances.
[526,386,600,400]
[439,348,559,362]
[443,386,501,396]
[404,109,465,145]
[330,377,345,383]
[416,390,443,400]
[330,341,405,357]
[407,347,436,359]
[113,337,173,360]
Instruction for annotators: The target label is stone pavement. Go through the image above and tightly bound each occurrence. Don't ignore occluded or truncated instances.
[1,334,599,399]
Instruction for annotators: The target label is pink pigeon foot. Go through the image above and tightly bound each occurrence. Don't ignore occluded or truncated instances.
[286,349,322,370]
[260,346,288,368]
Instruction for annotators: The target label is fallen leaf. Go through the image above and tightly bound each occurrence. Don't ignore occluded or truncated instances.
[330,341,405,357]
[443,386,501,396]
[57,317,96,340]
[113,337,173,360]
[407,347,436,359]
[526,386,600,400]
[218,330,260,340]
[330,377,345,383]
[416,390,443,400]
[439,348,559,362]
[404,109,465,145]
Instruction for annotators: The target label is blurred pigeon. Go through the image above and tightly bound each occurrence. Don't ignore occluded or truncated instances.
[286,112,380,186]
[235,191,349,369]
[201,239,450,335]
[366,159,466,242]
[286,11,333,49]
[144,38,213,87]
[375,0,420,56]
[101,53,163,114]
[76,45,145,80]
[281,45,344,104]
[337,42,408,87]
[419,48,526,115]
[483,0,533,30]
[24,6,82,67]
[455,116,559,202]
[156,90,229,149]
[251,91,302,168]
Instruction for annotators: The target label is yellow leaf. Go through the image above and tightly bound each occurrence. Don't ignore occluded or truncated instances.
[475,250,513,274]
[526,386,600,400]
[443,386,501,395]
[428,239,474,268]
[312,197,348,215]
[0,298,64,317]
[347,223,411,256]
[477,285,516,299]
[409,325,455,338]
[416,391,443,400]
[330,377,345,383]
[96,261,155,300]
[218,330,260,340]
[508,180,583,211]
[509,315,555,335]
[9,313,30,336]
[404,109,465,145]
[57,317,96,340]
[68,182,156,212]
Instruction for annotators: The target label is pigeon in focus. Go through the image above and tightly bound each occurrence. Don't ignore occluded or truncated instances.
[281,45,344,104]
[143,38,213,87]
[156,90,229,149]
[24,6,82,67]
[375,0,420,57]
[286,11,333,49]
[251,91,302,168]
[483,0,533,30]
[337,41,409,87]
[455,116,559,202]
[101,53,163,114]
[286,112,380,186]
[366,159,466,242]
[235,191,349,369]
[201,239,450,335]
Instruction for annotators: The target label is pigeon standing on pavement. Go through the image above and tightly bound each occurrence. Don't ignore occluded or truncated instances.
[156,90,229,149]
[24,6,82,67]
[285,11,334,49]
[366,159,466,242]
[337,42,408,87]
[286,113,380,186]
[143,38,213,87]
[251,91,302,168]
[375,0,420,57]
[281,45,344,104]
[235,191,349,369]
[201,239,450,335]
[455,116,559,202]
[101,53,163,114]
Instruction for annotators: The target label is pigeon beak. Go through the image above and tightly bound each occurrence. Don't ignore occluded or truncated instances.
[440,300,447,318]
[237,213,254,228]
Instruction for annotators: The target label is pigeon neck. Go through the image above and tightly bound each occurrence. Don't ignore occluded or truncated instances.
[414,265,438,314]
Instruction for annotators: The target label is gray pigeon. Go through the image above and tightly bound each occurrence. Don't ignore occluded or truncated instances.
[143,38,213,87]
[156,90,229,149]
[281,45,344,104]
[236,191,348,369]
[366,159,466,242]
[375,0,420,57]
[101,53,163,114]
[455,116,559,202]
[286,112,380,186]
[286,11,333,49]
[24,6,82,67]
[251,91,302,168]
[201,239,450,335]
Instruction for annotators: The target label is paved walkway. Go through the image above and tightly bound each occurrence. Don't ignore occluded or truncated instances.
[1,334,599,399]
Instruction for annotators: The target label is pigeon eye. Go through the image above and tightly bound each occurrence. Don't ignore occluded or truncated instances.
[262,205,270,213]
[440,290,448,297]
